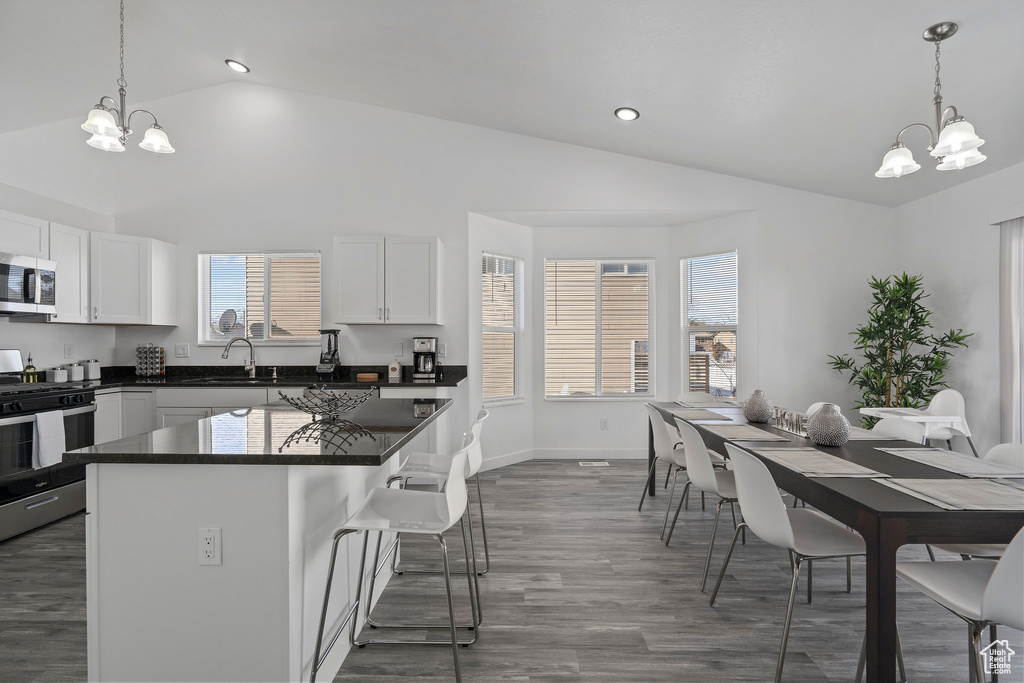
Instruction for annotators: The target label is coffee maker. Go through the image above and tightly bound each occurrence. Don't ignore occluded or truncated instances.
[316,329,341,380]
[412,337,438,382]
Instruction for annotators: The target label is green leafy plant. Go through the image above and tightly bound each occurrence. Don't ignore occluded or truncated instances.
[828,273,972,426]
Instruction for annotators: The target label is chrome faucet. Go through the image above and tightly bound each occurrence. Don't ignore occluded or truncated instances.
[222,337,256,378]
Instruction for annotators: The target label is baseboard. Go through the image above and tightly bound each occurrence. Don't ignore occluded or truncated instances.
[481,449,532,472]
[531,447,647,460]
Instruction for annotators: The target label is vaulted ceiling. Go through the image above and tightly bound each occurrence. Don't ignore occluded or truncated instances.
[1,0,1021,207]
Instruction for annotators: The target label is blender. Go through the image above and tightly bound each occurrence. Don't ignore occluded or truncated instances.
[316,329,341,380]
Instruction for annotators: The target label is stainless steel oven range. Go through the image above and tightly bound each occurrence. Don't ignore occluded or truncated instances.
[0,350,95,542]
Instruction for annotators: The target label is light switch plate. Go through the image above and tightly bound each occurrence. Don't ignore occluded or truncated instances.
[175,343,190,358]
[439,343,446,358]
[393,343,403,358]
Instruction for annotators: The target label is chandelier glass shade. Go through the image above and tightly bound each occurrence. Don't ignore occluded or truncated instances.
[82,0,174,154]
[876,22,982,178]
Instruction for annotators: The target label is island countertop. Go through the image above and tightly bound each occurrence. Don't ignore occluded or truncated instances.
[65,397,450,467]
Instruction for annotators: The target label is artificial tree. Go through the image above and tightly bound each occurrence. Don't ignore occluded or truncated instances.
[828,273,972,426]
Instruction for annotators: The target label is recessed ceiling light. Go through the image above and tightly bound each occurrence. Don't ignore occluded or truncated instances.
[225,59,250,74]
[614,107,639,121]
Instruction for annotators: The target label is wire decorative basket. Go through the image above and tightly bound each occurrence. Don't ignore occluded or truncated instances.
[278,418,375,454]
[276,386,375,418]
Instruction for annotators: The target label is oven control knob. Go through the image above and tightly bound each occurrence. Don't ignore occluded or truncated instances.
[7,401,22,412]
[75,394,85,403]
[60,395,72,405]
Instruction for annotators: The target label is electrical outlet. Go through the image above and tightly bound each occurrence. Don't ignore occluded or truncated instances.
[175,343,190,358]
[600,417,609,430]
[63,343,74,359]
[198,527,222,565]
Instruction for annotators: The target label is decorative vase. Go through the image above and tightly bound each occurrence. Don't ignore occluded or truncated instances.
[742,389,774,423]
[806,403,851,447]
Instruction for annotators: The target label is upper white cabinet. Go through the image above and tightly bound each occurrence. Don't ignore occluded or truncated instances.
[333,235,442,325]
[0,210,48,257]
[48,223,90,323]
[91,233,177,325]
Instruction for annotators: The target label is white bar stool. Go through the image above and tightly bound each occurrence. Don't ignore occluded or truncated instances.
[310,435,479,683]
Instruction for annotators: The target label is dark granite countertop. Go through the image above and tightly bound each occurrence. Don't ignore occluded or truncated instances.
[65,397,450,466]
[89,364,466,390]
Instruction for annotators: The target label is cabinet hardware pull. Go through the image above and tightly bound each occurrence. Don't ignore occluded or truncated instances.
[386,307,390,320]
[378,307,383,320]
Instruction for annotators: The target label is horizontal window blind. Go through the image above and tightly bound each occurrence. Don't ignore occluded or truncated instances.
[682,251,737,397]
[200,252,320,344]
[482,253,523,401]
[545,259,654,397]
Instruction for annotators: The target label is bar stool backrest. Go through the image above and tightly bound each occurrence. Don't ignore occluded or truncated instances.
[985,443,1024,468]
[441,433,473,528]
[725,443,797,550]
[646,404,680,458]
[982,526,1024,630]
[464,410,489,476]
[675,419,720,494]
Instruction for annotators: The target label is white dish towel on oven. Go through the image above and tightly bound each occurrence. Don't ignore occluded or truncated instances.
[32,411,67,469]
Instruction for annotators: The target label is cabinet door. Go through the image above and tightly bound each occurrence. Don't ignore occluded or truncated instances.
[48,223,90,323]
[91,233,148,324]
[157,407,211,429]
[333,236,385,323]
[385,236,440,324]
[121,391,155,438]
[0,210,48,258]
[93,392,123,444]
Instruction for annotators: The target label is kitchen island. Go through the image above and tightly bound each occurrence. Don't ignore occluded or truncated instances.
[65,397,450,683]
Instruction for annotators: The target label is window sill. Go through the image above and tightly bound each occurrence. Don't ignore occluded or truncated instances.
[483,397,526,407]
[544,394,655,402]
[197,339,319,347]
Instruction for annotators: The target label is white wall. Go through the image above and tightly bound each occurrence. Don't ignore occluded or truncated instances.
[0,181,117,371]
[892,161,1024,455]
[467,214,534,467]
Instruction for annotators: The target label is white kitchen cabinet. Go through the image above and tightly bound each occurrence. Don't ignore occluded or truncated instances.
[333,235,442,325]
[93,390,123,445]
[0,209,48,258]
[90,233,177,325]
[157,407,212,429]
[48,223,90,323]
[121,390,156,438]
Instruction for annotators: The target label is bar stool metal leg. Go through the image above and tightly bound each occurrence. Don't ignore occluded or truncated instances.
[310,529,361,683]
[474,473,491,575]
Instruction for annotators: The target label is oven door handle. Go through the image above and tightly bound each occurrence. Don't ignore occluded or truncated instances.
[0,403,96,427]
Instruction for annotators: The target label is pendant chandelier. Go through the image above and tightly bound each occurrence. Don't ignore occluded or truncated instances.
[81,0,174,154]
[875,22,983,179]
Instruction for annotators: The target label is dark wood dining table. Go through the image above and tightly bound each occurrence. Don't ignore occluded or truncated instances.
[647,401,1024,683]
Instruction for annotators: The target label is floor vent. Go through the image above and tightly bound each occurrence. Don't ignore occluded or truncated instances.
[579,461,610,467]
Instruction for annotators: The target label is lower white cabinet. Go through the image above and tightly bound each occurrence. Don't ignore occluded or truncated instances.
[93,391,123,445]
[155,388,277,428]
[121,390,156,438]
[157,407,212,429]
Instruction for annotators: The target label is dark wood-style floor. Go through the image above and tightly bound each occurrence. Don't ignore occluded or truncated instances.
[1,460,1020,681]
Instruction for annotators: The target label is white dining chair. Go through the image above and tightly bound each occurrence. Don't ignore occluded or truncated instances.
[871,416,926,442]
[930,443,1024,559]
[310,437,478,683]
[670,419,740,590]
[925,388,980,456]
[709,443,867,683]
[641,404,687,512]
[885,526,1024,683]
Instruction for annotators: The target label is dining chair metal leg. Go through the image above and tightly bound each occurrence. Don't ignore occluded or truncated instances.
[474,473,491,575]
[708,522,748,606]
[847,556,852,592]
[661,470,682,539]
[699,498,731,591]
[664,464,673,489]
[806,559,812,603]
[926,544,937,561]
[701,491,706,510]
[638,458,658,511]
[775,556,803,683]
[664,481,691,546]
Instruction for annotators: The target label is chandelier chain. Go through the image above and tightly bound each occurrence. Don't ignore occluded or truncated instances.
[117,0,126,89]
[933,40,941,99]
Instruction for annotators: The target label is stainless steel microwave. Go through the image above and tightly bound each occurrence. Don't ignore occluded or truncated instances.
[0,252,56,315]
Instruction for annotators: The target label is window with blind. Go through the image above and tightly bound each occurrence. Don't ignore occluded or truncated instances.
[199,252,321,344]
[681,251,737,397]
[544,259,654,397]
[482,253,524,401]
